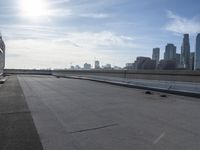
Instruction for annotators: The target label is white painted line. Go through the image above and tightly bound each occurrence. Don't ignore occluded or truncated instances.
[153,132,165,144]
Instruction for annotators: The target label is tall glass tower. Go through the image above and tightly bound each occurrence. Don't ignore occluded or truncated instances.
[152,48,160,65]
[181,34,190,69]
[164,44,176,60]
[195,33,200,70]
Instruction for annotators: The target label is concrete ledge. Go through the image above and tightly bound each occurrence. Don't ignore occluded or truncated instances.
[4,69,200,82]
[4,69,52,75]
[54,75,200,98]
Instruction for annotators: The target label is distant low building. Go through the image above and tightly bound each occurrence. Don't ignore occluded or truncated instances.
[134,57,156,70]
[158,59,177,70]
[75,65,81,70]
[103,64,112,70]
[113,66,122,70]
[70,66,75,70]
[142,59,156,70]
[125,63,135,70]
[83,63,91,70]
[135,57,150,70]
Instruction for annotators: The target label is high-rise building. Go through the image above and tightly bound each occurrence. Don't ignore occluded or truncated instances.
[152,48,160,65]
[181,34,190,69]
[164,44,176,60]
[195,33,200,70]
[95,60,100,69]
[0,33,5,76]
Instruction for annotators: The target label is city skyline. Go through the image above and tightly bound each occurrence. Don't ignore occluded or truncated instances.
[80,33,199,70]
[1,0,200,69]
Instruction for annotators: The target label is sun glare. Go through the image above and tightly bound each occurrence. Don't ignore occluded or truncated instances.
[19,0,49,19]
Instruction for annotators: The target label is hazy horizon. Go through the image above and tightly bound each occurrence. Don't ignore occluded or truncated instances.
[1,0,200,69]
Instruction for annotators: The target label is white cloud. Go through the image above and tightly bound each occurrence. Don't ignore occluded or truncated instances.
[50,0,70,4]
[17,0,72,20]
[0,0,110,21]
[48,9,72,17]
[79,13,110,19]
[1,25,137,48]
[4,27,142,68]
[165,10,200,34]
[57,31,137,49]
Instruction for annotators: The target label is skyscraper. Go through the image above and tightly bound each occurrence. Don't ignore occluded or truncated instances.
[164,44,176,60]
[181,34,190,69]
[152,48,160,65]
[195,33,200,70]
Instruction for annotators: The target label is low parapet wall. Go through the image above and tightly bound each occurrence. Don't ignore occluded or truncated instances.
[53,70,200,82]
[4,69,52,75]
[4,69,200,82]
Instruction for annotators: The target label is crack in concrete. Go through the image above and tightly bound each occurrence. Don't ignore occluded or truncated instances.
[69,123,119,134]
[0,110,30,115]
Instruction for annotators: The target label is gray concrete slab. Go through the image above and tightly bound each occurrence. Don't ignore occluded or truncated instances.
[18,75,200,150]
[0,75,43,150]
[53,74,200,97]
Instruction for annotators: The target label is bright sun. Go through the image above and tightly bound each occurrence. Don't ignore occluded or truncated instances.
[19,0,49,19]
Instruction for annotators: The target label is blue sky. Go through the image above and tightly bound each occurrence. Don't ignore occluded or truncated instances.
[0,0,200,69]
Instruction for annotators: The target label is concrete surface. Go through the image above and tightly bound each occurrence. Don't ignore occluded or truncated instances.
[17,75,200,150]
[54,74,200,98]
[0,75,43,150]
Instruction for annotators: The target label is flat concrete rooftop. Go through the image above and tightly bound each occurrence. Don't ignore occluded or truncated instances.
[1,75,200,150]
